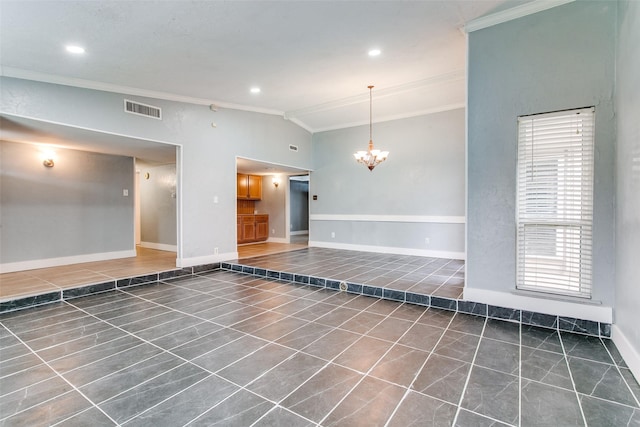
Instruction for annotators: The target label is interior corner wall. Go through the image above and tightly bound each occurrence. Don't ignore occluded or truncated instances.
[614,0,640,377]
[466,1,617,315]
[310,108,465,258]
[0,77,313,267]
[138,162,177,250]
[0,141,134,269]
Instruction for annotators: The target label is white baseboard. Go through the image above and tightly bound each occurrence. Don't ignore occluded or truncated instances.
[0,250,137,274]
[463,287,613,324]
[308,240,465,260]
[267,237,289,244]
[139,241,177,252]
[177,252,238,268]
[290,230,309,236]
[612,325,640,383]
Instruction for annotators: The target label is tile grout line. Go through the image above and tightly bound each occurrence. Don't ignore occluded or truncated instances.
[382,310,460,427]
[519,318,522,427]
[0,320,121,426]
[245,299,406,427]
[557,330,589,426]
[599,336,640,408]
[450,315,489,426]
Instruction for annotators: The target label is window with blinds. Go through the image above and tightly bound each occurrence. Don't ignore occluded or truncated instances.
[516,107,595,298]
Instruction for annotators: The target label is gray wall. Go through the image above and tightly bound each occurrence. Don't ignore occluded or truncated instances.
[290,179,309,232]
[0,141,134,263]
[310,108,465,256]
[138,162,177,247]
[467,1,616,306]
[0,77,312,264]
[615,0,640,365]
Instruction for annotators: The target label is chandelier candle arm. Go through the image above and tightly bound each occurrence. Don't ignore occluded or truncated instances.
[354,85,389,171]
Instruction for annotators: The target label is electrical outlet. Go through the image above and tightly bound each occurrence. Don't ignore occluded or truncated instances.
[214,247,219,255]
[425,237,430,245]
[331,232,335,238]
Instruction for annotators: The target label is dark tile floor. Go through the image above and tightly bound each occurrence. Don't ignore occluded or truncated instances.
[233,248,465,299]
[1,270,638,426]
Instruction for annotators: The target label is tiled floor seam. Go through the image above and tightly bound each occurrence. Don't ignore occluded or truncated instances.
[382,308,460,426]
[451,315,489,426]
[3,262,613,336]
[60,297,298,425]
[0,323,119,425]
[519,320,523,427]
[599,336,640,408]
[557,328,589,426]
[316,304,453,426]
[222,262,612,339]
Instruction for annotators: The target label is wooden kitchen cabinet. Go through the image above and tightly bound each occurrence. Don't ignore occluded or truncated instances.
[237,214,269,243]
[255,215,269,240]
[237,174,262,200]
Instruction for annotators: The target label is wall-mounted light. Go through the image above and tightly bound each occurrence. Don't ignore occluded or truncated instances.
[272,176,281,188]
[41,149,56,168]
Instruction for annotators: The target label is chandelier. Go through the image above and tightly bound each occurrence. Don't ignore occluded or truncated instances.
[354,85,389,171]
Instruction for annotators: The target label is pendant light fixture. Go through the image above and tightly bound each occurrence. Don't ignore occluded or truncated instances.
[354,85,389,171]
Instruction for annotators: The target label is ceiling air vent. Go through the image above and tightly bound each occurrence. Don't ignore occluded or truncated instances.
[124,99,162,120]
[289,144,298,152]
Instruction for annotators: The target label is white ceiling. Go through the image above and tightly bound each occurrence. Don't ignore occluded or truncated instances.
[0,0,533,171]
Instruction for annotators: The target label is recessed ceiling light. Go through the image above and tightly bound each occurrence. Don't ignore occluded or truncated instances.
[250,87,261,94]
[65,45,85,54]
[368,48,381,57]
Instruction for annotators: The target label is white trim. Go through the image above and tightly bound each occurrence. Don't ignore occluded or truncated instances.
[1,67,284,117]
[0,250,136,274]
[464,31,470,292]
[310,214,465,224]
[308,241,465,260]
[139,242,177,252]
[290,230,309,236]
[286,117,314,133]
[267,237,289,244]
[0,112,180,147]
[464,0,575,33]
[311,103,466,133]
[463,287,612,324]
[176,252,238,268]
[612,325,640,384]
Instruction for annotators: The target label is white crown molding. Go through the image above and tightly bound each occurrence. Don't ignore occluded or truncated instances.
[312,103,466,133]
[0,111,182,147]
[464,0,576,33]
[286,116,314,133]
[0,67,285,117]
[284,70,465,120]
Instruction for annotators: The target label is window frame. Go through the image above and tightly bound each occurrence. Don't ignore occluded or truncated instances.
[515,106,595,299]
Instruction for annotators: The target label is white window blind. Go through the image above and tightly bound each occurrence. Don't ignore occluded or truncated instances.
[516,107,595,298]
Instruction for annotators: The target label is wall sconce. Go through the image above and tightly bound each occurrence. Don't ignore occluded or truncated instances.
[41,149,56,168]
[272,177,281,188]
